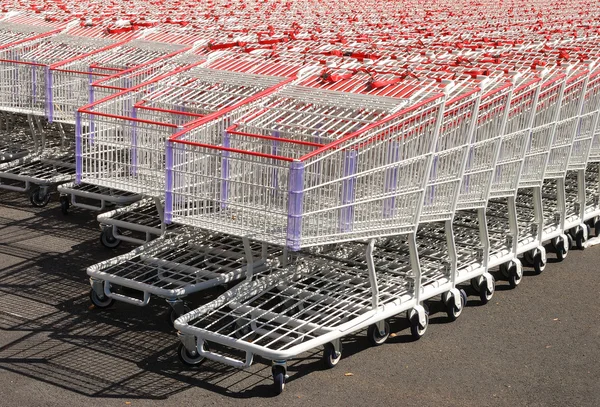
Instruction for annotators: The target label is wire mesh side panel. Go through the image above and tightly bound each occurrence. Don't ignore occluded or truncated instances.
[168,92,445,249]
[420,87,480,221]
[77,69,289,197]
[457,83,511,210]
[0,43,49,115]
[587,70,600,162]
[0,31,123,116]
[49,40,192,124]
[489,77,540,198]
[77,97,186,197]
[569,70,600,169]
[90,52,208,103]
[50,66,111,124]
[520,74,565,186]
[554,71,590,172]
[0,19,62,46]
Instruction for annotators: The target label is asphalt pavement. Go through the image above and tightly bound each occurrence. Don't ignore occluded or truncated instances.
[0,190,599,407]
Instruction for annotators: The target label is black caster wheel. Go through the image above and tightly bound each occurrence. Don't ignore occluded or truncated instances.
[532,251,546,275]
[59,195,70,215]
[89,287,114,309]
[470,277,481,292]
[177,342,205,367]
[575,229,586,250]
[168,304,192,327]
[232,318,258,341]
[409,310,429,340]
[523,250,534,266]
[322,342,342,369]
[100,227,121,249]
[446,289,467,322]
[508,267,523,288]
[272,366,286,395]
[29,187,51,207]
[405,302,430,323]
[555,237,568,261]
[367,321,390,346]
[479,275,495,304]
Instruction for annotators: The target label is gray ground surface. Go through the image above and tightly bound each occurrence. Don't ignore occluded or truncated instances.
[0,190,599,407]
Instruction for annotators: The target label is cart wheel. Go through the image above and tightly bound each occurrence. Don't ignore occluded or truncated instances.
[367,321,390,346]
[272,366,286,395]
[100,227,121,249]
[479,275,495,304]
[575,229,585,250]
[409,311,429,340]
[59,195,69,215]
[532,252,546,275]
[498,262,510,279]
[555,237,568,261]
[508,266,522,288]
[470,277,481,292]
[322,342,342,369]
[29,187,51,207]
[586,223,592,240]
[168,305,192,327]
[446,289,467,322]
[89,287,114,309]
[233,318,257,340]
[177,342,204,367]
[522,250,534,266]
[405,302,429,323]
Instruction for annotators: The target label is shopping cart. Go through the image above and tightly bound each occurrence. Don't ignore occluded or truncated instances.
[169,73,450,392]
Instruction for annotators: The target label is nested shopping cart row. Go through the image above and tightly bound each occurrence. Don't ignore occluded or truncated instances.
[166,63,599,394]
[67,42,600,394]
[0,2,599,397]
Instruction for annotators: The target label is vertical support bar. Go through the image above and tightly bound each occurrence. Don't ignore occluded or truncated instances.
[32,65,37,106]
[557,177,567,231]
[242,236,254,280]
[165,141,174,224]
[271,131,280,197]
[131,106,138,175]
[383,140,399,218]
[445,219,457,286]
[45,66,53,122]
[507,196,519,255]
[365,239,379,310]
[286,160,305,251]
[533,186,544,242]
[88,67,95,104]
[477,207,490,271]
[220,131,230,210]
[75,111,82,184]
[407,232,422,303]
[340,149,357,232]
[578,169,587,219]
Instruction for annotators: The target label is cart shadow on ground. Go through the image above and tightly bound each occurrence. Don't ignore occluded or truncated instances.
[0,192,569,400]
